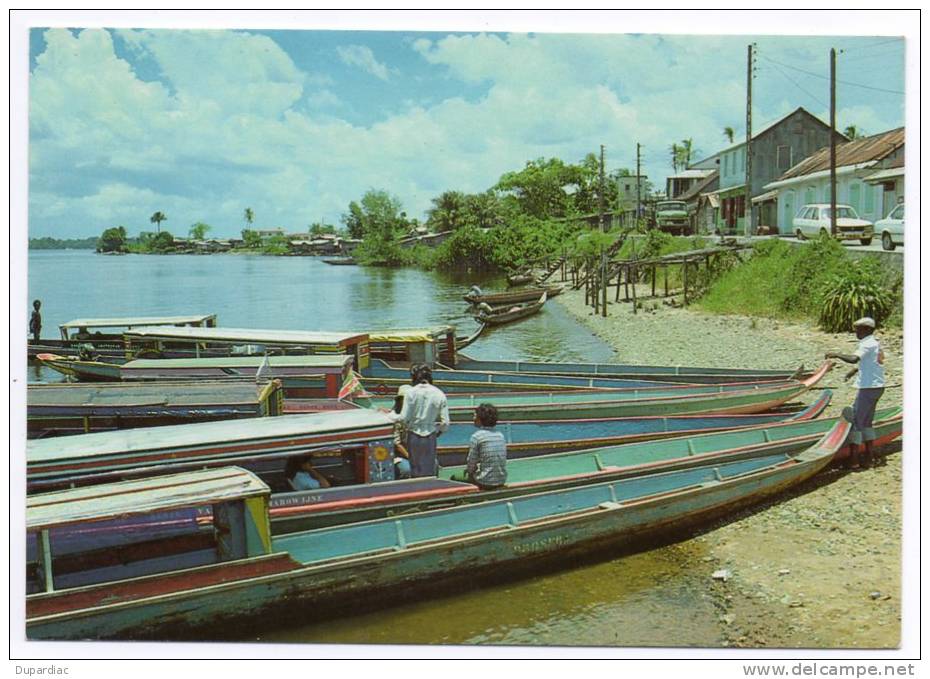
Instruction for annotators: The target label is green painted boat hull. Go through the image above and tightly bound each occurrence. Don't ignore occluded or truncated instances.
[27,422,848,640]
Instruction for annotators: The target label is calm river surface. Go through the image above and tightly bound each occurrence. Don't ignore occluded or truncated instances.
[25,250,724,647]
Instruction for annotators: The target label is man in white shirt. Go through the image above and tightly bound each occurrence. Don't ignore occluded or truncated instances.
[825,316,886,469]
[390,365,450,477]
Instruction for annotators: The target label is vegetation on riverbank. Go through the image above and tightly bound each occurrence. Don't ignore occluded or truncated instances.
[696,237,903,330]
[346,154,645,271]
[29,236,98,250]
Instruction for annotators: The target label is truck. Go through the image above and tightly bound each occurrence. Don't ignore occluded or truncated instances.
[654,200,691,235]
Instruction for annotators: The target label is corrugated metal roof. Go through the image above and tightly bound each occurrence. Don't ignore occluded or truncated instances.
[123,326,368,345]
[27,409,393,463]
[678,170,720,202]
[864,167,905,183]
[751,189,779,204]
[668,169,715,180]
[27,467,269,530]
[60,315,216,330]
[776,128,904,181]
[124,355,351,369]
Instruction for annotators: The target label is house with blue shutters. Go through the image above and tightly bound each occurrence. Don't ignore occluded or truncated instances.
[763,127,904,234]
[710,107,843,234]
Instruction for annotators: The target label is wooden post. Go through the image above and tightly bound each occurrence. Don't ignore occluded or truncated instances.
[664,264,669,297]
[681,257,688,306]
[631,263,637,314]
[651,265,656,297]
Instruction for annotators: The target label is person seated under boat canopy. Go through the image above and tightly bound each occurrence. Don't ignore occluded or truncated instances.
[286,456,332,491]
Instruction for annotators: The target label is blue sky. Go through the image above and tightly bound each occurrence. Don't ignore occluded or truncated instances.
[26,26,906,238]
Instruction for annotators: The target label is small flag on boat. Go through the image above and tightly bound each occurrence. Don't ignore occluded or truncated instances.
[255,354,271,382]
[338,370,373,401]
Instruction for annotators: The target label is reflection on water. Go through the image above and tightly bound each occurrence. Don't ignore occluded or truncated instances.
[253,542,720,647]
[27,251,613,382]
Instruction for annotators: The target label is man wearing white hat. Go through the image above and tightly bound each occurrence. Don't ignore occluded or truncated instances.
[825,316,886,469]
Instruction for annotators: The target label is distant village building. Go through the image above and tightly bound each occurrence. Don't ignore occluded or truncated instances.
[666,169,716,201]
[256,228,286,243]
[763,127,904,234]
[673,170,719,234]
[706,107,844,233]
[616,174,648,208]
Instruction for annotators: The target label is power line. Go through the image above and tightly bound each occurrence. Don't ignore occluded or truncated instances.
[768,62,828,109]
[839,46,905,63]
[840,38,903,53]
[760,55,904,95]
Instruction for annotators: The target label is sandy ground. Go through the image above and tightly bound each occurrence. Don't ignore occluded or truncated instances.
[555,286,905,649]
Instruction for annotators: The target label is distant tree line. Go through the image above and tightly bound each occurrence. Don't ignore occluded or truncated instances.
[29,236,99,250]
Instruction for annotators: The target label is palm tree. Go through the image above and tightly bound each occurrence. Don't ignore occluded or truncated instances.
[843,125,865,140]
[669,143,682,172]
[150,211,167,234]
[244,207,254,228]
[679,138,697,168]
[723,126,735,144]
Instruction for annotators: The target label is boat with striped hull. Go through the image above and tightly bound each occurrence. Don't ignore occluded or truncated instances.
[27,379,285,438]
[26,419,851,640]
[26,409,396,494]
[368,362,832,421]
[454,355,813,384]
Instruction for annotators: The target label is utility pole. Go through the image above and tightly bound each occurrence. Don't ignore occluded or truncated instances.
[599,144,608,318]
[829,47,837,236]
[636,142,642,229]
[744,43,754,238]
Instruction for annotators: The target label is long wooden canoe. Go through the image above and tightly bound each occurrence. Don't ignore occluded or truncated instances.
[368,361,832,421]
[463,285,563,305]
[474,292,547,326]
[26,420,850,640]
[24,389,833,494]
[27,314,217,362]
[27,403,901,542]
[265,405,900,533]
[36,354,354,399]
[430,390,832,465]
[454,354,813,384]
[27,379,285,438]
[506,272,534,287]
[26,409,395,493]
[42,352,733,395]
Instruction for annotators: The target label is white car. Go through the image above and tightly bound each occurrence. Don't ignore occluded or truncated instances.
[792,203,874,245]
[874,204,904,251]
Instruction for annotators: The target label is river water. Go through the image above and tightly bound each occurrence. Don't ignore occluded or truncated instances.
[24,250,725,647]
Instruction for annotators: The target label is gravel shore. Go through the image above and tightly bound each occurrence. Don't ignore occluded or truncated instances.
[555,286,905,649]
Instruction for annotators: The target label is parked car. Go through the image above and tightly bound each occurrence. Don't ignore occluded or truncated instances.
[792,204,873,245]
[655,200,690,235]
[874,203,904,251]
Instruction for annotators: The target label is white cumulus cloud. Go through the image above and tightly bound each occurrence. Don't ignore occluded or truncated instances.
[336,44,392,81]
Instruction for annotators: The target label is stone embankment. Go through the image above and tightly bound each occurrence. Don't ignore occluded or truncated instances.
[556,287,906,649]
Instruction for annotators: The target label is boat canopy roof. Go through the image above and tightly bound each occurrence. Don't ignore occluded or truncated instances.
[123,354,353,369]
[27,380,272,407]
[59,315,216,331]
[27,467,268,531]
[366,327,454,343]
[27,408,393,462]
[122,326,369,346]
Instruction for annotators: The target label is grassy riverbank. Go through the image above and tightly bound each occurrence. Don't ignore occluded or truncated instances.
[697,238,904,330]
[554,287,905,648]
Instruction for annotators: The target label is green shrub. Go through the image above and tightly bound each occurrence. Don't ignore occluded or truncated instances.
[817,259,895,332]
[781,235,846,316]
